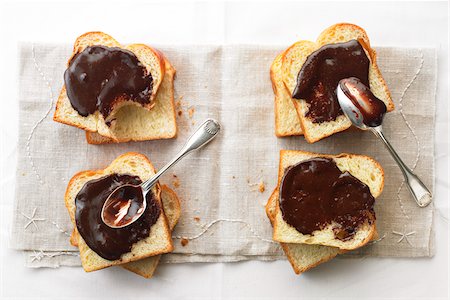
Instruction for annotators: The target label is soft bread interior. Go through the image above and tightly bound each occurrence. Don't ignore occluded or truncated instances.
[84,59,177,144]
[270,53,303,137]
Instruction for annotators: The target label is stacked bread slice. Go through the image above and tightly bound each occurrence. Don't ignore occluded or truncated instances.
[66,152,180,278]
[54,32,177,143]
[271,23,394,142]
[266,150,384,274]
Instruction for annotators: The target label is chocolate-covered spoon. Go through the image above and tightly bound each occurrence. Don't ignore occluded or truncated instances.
[101,119,221,228]
[337,77,432,207]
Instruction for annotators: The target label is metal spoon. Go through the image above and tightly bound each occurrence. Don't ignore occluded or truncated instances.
[101,118,221,228]
[336,81,432,207]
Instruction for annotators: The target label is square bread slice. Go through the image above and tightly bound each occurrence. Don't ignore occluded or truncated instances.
[83,58,177,144]
[70,185,181,278]
[272,150,384,250]
[265,188,340,274]
[53,32,177,142]
[281,23,394,143]
[65,152,174,272]
[270,52,302,137]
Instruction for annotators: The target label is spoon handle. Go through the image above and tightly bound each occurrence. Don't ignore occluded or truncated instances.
[141,119,221,192]
[371,126,432,207]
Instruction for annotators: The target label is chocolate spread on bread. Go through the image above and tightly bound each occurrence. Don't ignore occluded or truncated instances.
[339,77,387,127]
[75,174,160,260]
[280,158,375,240]
[64,46,153,120]
[292,40,370,123]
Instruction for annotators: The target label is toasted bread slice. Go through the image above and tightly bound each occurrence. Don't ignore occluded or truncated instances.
[270,53,302,137]
[266,188,339,274]
[65,152,173,272]
[84,59,177,144]
[281,23,394,143]
[54,32,177,142]
[70,185,181,278]
[272,150,384,250]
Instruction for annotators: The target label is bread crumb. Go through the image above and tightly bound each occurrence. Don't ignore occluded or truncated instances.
[188,107,195,118]
[247,178,265,193]
[194,216,200,222]
[178,110,182,116]
[175,100,181,108]
[172,174,180,188]
[258,181,265,193]
[181,238,189,247]
[191,121,196,126]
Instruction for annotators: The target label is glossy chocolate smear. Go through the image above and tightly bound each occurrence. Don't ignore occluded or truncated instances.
[64,46,153,119]
[280,158,375,240]
[339,77,387,127]
[292,40,370,123]
[75,174,161,260]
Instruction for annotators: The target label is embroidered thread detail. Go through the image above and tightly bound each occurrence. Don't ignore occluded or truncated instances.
[21,208,46,230]
[26,46,71,240]
[27,44,55,185]
[395,50,424,219]
[30,250,79,263]
[49,220,71,237]
[21,207,71,236]
[173,219,277,244]
[369,233,386,245]
[392,226,416,246]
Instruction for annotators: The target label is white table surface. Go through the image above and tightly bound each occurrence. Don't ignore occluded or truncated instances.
[0,1,448,299]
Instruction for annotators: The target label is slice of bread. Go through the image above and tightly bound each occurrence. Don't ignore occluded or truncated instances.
[54,32,177,142]
[84,58,177,144]
[65,152,174,272]
[266,188,340,274]
[272,150,384,250]
[270,53,302,137]
[55,31,165,126]
[70,185,181,278]
[281,23,394,143]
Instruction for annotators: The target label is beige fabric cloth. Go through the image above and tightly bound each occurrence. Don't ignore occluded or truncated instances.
[11,43,436,268]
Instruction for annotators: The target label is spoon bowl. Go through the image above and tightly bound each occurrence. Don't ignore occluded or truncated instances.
[101,184,145,228]
[336,82,368,130]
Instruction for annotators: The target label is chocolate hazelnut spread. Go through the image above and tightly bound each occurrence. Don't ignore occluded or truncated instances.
[292,40,370,123]
[279,158,375,240]
[75,174,160,260]
[339,77,387,127]
[64,46,153,120]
